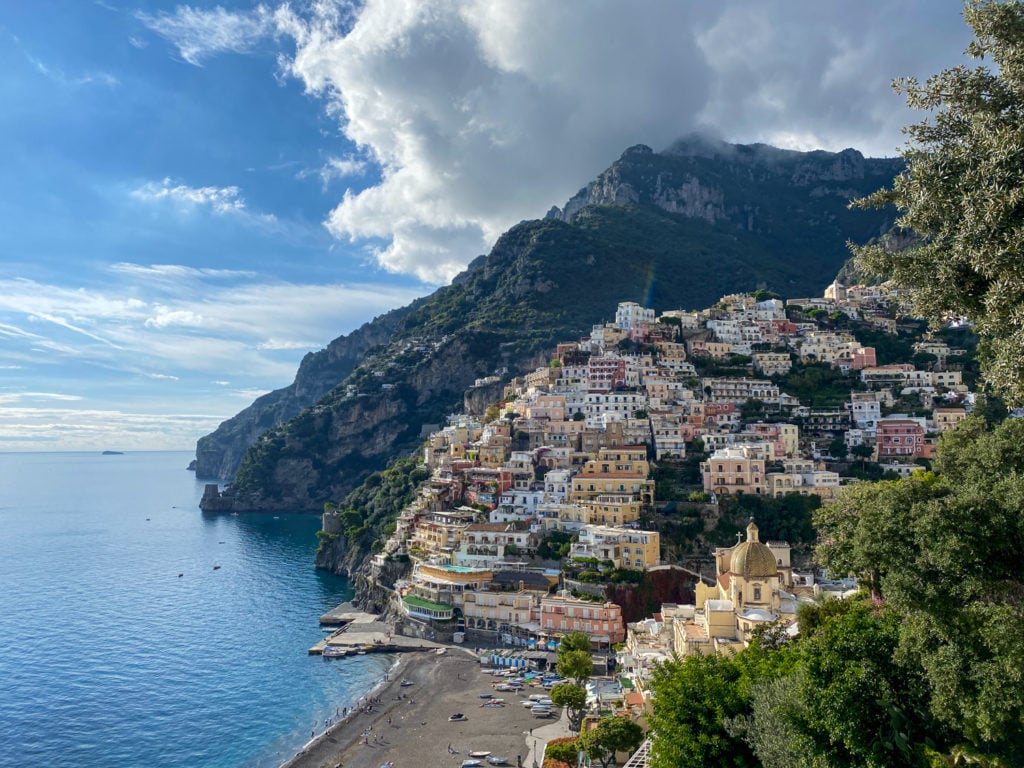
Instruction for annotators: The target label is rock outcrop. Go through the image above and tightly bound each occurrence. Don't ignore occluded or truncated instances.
[195,139,904,514]
[193,305,411,480]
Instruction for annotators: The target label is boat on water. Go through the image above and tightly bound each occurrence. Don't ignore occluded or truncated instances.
[322,647,348,658]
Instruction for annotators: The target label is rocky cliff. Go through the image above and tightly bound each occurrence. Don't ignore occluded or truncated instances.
[196,139,903,513]
[194,305,412,480]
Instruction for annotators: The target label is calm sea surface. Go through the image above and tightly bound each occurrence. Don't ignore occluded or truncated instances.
[0,451,390,768]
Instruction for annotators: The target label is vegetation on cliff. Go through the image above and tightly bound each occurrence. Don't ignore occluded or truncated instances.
[206,141,902,513]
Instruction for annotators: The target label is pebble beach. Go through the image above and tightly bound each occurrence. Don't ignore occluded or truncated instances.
[280,650,571,768]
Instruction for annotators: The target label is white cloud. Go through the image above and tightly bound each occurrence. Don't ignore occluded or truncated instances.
[0,405,226,452]
[135,2,970,285]
[144,308,205,329]
[0,273,426,379]
[312,155,368,187]
[265,0,970,283]
[132,178,246,214]
[0,391,84,403]
[136,4,275,65]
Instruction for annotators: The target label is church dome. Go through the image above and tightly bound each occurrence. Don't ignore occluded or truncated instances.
[730,521,777,578]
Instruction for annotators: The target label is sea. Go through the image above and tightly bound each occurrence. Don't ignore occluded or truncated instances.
[0,450,391,768]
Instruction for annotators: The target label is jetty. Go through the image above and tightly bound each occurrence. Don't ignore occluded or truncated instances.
[309,601,447,656]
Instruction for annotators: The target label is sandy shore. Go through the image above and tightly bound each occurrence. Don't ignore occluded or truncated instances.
[281,650,568,768]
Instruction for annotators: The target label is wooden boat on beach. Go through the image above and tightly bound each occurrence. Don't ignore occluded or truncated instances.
[468,751,491,759]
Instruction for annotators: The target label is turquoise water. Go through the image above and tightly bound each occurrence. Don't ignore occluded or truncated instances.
[0,451,390,768]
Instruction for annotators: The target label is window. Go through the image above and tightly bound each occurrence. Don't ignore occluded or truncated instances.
[753,585,762,601]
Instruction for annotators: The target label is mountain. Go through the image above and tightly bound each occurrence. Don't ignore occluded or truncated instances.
[196,140,903,512]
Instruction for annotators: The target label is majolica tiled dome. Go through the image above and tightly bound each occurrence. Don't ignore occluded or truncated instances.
[730,521,777,578]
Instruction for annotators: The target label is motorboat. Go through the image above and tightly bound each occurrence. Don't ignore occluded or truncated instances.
[322,646,348,658]
[400,679,414,687]
[486,758,509,765]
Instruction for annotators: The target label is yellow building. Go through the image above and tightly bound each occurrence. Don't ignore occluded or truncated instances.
[580,494,643,526]
[672,521,795,656]
[933,406,966,432]
[462,590,538,633]
[409,563,493,608]
[571,446,655,505]
[570,525,660,570]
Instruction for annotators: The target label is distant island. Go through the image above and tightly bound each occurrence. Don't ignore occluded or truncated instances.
[101,450,124,455]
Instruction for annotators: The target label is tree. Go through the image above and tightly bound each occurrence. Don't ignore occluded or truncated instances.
[850,442,874,467]
[544,737,579,766]
[815,416,1024,757]
[578,716,644,767]
[550,682,589,733]
[559,630,593,654]
[557,650,593,687]
[647,653,757,768]
[851,0,1024,405]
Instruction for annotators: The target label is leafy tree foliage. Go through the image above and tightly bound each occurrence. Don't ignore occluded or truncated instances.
[815,415,1024,756]
[556,650,593,688]
[543,737,579,766]
[647,653,756,768]
[550,682,588,733]
[578,716,644,768]
[852,0,1024,405]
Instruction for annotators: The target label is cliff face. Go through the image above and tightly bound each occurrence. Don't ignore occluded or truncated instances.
[552,139,903,238]
[194,305,411,480]
[196,139,903,512]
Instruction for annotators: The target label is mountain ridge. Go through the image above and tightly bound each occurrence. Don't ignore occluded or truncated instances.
[196,140,903,511]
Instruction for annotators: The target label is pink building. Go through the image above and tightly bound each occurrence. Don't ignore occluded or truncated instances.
[539,592,625,647]
[876,419,934,460]
[588,356,627,391]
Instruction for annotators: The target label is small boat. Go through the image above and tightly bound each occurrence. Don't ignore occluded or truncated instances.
[478,692,493,699]
[486,758,509,765]
[400,679,414,687]
[449,713,467,721]
[468,751,491,759]
[461,761,482,768]
[434,647,446,655]
[322,647,348,658]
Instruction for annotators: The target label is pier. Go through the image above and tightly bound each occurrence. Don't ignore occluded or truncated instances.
[309,601,448,656]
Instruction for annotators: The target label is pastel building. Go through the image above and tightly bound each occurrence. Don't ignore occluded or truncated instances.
[570,525,661,570]
[876,418,935,460]
[672,521,795,656]
[701,445,767,496]
[539,592,625,647]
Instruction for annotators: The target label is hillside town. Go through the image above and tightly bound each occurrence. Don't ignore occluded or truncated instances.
[321,279,980,720]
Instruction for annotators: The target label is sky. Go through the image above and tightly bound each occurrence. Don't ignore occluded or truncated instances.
[0,0,974,452]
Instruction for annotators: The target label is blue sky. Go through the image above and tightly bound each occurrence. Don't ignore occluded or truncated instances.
[0,1,972,452]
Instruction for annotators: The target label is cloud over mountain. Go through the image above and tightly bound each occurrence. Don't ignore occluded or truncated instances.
[146,1,970,283]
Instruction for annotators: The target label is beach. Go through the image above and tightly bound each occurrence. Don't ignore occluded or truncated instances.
[281,650,570,768]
